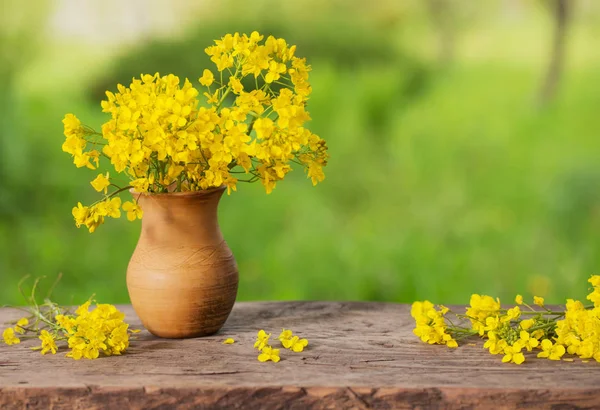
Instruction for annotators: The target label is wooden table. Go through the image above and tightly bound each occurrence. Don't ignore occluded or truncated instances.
[1,302,599,409]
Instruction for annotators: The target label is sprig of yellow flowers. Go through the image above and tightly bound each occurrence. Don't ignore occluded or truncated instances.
[1,276,138,360]
[62,31,329,233]
[412,275,600,365]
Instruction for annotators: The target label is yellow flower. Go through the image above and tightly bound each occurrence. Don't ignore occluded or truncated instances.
[39,330,58,355]
[519,330,539,352]
[520,319,535,330]
[442,333,458,348]
[411,300,456,347]
[265,61,287,84]
[531,329,545,340]
[306,161,325,186]
[533,296,545,307]
[587,275,600,307]
[466,294,501,335]
[122,201,143,221]
[131,178,150,193]
[106,197,122,218]
[253,117,274,140]
[72,202,90,228]
[62,134,85,155]
[76,300,92,317]
[2,328,20,345]
[62,113,82,136]
[204,90,219,104]
[483,331,508,355]
[483,316,500,332]
[537,339,566,360]
[90,172,110,194]
[515,295,523,305]
[501,306,521,323]
[95,197,121,219]
[278,329,293,342]
[14,318,29,334]
[502,343,525,365]
[55,314,76,334]
[228,76,244,94]
[199,69,214,87]
[222,338,235,344]
[257,346,280,362]
[565,298,584,313]
[73,151,96,169]
[282,335,309,352]
[254,329,271,350]
[106,323,130,355]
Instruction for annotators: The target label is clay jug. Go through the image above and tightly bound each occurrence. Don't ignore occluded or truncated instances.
[126,186,238,338]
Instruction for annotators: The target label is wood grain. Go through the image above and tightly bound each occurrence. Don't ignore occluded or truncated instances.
[1,302,599,409]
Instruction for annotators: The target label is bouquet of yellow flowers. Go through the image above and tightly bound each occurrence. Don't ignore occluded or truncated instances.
[1,276,137,360]
[62,32,328,233]
[412,275,600,364]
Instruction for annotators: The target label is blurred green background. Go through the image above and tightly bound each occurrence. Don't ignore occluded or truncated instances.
[2,0,600,306]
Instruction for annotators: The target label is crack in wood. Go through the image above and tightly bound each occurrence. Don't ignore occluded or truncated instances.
[143,371,250,377]
[347,387,371,409]
[359,358,396,363]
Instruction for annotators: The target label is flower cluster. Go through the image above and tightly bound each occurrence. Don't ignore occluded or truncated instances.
[411,275,600,364]
[554,276,600,362]
[278,328,309,352]
[1,277,138,360]
[254,329,280,362]
[411,301,458,348]
[62,31,328,232]
[2,318,28,346]
[57,302,133,359]
[238,328,309,362]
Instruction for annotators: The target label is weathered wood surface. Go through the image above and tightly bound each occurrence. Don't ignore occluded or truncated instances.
[1,302,599,409]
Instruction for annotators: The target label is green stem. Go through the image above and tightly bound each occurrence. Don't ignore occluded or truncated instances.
[520,310,565,315]
[273,80,293,88]
[527,322,557,332]
[216,87,231,108]
[30,308,56,328]
[45,273,62,300]
[89,186,133,206]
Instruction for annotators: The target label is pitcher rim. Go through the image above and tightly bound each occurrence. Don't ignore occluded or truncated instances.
[129,185,226,198]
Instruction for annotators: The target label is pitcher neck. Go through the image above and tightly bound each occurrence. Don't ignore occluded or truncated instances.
[134,187,226,247]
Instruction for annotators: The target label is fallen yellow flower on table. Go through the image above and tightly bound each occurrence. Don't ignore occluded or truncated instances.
[282,335,309,352]
[222,338,235,344]
[254,330,271,350]
[278,328,309,352]
[2,328,20,345]
[258,346,280,363]
[14,318,29,334]
[502,343,525,365]
[537,340,565,361]
[39,330,58,355]
[278,329,293,342]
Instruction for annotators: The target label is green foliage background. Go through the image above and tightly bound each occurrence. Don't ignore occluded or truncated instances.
[2,0,600,305]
